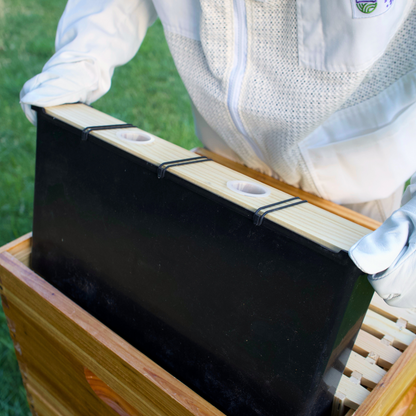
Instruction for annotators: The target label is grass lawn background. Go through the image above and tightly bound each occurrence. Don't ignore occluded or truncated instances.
[0,0,199,413]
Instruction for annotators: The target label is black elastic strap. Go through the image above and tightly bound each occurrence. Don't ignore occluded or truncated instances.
[253,197,307,226]
[82,124,135,141]
[157,156,211,179]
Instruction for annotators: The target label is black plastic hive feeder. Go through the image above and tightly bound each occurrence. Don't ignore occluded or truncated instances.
[31,106,373,416]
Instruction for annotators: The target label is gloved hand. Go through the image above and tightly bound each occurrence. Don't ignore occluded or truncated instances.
[349,176,416,309]
[20,64,100,125]
[20,0,157,125]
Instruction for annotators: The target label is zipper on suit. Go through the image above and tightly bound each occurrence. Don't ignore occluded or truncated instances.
[228,0,266,163]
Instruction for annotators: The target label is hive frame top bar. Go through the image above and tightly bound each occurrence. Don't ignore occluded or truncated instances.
[44,104,371,252]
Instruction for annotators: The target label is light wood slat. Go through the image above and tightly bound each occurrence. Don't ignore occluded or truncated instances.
[332,390,348,416]
[340,350,386,389]
[362,310,416,351]
[335,374,371,410]
[353,330,402,369]
[354,336,416,416]
[196,148,382,231]
[0,251,225,416]
[369,293,416,334]
[44,104,371,252]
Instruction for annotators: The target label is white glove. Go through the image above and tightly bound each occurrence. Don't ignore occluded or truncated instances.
[20,0,157,125]
[20,65,99,125]
[349,175,416,308]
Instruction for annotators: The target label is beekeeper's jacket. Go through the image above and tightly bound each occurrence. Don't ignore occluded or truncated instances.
[20,0,416,221]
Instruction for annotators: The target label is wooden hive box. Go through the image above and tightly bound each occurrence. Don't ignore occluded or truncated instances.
[1,234,416,416]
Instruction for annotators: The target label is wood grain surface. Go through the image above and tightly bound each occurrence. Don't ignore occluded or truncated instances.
[44,104,372,252]
[353,334,416,416]
[84,368,142,416]
[2,236,416,416]
[195,148,381,232]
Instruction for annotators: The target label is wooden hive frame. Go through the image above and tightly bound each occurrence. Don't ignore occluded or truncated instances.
[40,104,373,253]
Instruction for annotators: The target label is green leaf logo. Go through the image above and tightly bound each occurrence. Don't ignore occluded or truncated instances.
[356,1,377,13]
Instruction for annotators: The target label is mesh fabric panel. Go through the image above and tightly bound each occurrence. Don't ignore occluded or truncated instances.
[164,0,416,196]
[341,8,416,109]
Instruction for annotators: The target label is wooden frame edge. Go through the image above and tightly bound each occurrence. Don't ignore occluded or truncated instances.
[195,148,381,231]
[0,232,33,254]
[353,337,416,416]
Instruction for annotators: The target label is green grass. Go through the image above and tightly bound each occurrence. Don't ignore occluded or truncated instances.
[0,0,199,414]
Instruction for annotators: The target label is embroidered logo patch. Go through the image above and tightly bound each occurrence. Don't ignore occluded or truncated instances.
[356,0,377,14]
[351,0,395,18]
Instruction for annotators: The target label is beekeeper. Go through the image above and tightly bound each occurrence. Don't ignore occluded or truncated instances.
[20,0,416,308]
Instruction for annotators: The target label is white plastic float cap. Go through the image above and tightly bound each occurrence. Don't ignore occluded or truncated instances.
[226,181,271,197]
[116,130,154,144]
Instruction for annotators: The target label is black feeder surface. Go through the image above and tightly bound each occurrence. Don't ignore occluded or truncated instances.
[31,107,373,416]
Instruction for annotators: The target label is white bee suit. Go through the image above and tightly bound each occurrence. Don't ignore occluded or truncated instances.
[20,0,416,306]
